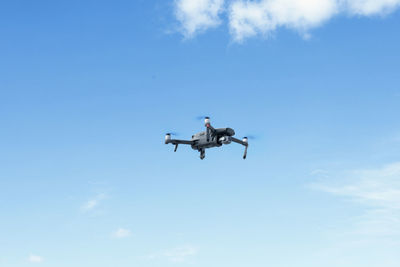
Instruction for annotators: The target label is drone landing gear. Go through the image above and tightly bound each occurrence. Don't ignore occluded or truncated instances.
[199,149,205,160]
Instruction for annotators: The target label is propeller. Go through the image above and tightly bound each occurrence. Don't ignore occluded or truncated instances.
[195,115,210,121]
[165,132,179,144]
[165,132,179,136]
[244,135,258,140]
[240,135,257,159]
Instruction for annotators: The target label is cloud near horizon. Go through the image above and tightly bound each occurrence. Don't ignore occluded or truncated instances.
[174,0,400,41]
[28,254,43,263]
[312,162,400,237]
[148,245,198,263]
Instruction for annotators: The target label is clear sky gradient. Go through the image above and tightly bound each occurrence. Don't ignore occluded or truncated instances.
[1,1,400,266]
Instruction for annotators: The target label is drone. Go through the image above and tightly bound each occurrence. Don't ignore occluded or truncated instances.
[165,117,249,160]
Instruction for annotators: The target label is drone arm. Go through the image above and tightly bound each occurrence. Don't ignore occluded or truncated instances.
[204,117,216,141]
[207,124,216,132]
[231,137,247,146]
[205,124,214,140]
[231,137,249,159]
[165,139,193,145]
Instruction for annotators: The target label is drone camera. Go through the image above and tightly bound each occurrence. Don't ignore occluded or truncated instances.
[219,136,232,145]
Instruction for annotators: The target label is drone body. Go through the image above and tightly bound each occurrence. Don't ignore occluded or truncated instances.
[165,117,248,160]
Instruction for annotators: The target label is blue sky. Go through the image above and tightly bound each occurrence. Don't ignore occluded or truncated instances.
[1,0,400,266]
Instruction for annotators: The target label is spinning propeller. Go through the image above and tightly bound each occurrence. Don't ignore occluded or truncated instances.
[195,115,210,121]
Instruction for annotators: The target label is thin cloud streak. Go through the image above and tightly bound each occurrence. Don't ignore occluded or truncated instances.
[112,228,132,239]
[28,254,43,263]
[81,193,106,212]
[148,245,198,263]
[312,162,400,237]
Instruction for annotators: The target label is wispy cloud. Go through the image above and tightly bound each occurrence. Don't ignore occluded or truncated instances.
[312,162,400,236]
[173,0,400,41]
[28,254,43,263]
[148,245,198,263]
[81,193,106,212]
[112,228,132,239]
[311,169,329,177]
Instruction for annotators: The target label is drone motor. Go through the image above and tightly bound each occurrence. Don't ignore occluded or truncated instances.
[165,133,171,144]
[204,117,210,126]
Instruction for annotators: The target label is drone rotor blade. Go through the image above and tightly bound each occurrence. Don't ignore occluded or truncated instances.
[165,132,179,136]
[195,115,210,121]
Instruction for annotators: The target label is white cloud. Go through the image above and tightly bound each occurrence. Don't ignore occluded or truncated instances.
[112,228,132,239]
[81,193,105,212]
[346,0,400,16]
[174,0,225,37]
[173,0,400,41]
[229,0,338,41]
[28,254,43,263]
[148,245,198,263]
[313,162,400,236]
